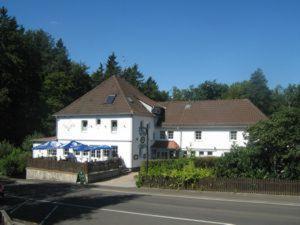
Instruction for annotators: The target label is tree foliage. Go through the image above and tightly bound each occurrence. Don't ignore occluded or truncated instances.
[216,108,300,180]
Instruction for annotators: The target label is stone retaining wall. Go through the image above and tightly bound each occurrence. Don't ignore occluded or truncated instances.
[26,167,124,183]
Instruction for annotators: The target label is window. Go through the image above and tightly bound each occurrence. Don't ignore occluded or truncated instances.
[195,131,202,140]
[112,146,118,157]
[81,120,88,131]
[48,149,56,156]
[83,151,89,156]
[168,131,174,139]
[199,151,204,156]
[230,131,237,140]
[106,94,116,104]
[103,149,109,157]
[91,150,95,157]
[96,150,101,158]
[64,149,69,156]
[160,131,166,139]
[111,120,118,132]
[96,119,101,125]
[75,151,80,156]
[207,151,213,156]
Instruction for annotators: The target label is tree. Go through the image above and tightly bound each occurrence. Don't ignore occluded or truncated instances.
[69,62,92,100]
[121,64,144,89]
[284,84,300,108]
[104,52,121,78]
[171,87,184,100]
[196,80,228,100]
[0,7,43,144]
[224,81,249,99]
[246,69,272,114]
[247,107,300,179]
[91,63,104,86]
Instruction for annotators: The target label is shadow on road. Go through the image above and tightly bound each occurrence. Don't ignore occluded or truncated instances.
[1,181,142,224]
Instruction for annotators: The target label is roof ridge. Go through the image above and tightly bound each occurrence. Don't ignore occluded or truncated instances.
[158,99,248,104]
[113,75,133,114]
[53,79,108,116]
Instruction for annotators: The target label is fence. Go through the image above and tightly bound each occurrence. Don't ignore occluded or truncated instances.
[27,157,123,174]
[139,176,300,195]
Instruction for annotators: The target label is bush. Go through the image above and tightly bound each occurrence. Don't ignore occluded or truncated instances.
[138,158,215,188]
[21,132,43,152]
[193,157,218,168]
[0,140,15,158]
[0,148,31,177]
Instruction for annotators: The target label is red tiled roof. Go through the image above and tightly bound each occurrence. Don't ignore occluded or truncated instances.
[158,99,267,127]
[54,76,155,117]
[151,141,180,150]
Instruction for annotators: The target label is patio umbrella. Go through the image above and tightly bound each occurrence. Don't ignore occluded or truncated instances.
[73,144,91,151]
[61,140,84,149]
[32,141,62,150]
[90,145,112,150]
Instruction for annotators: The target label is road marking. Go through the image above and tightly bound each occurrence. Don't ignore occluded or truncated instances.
[90,187,300,207]
[10,200,28,214]
[100,208,235,225]
[7,194,234,225]
[40,205,58,225]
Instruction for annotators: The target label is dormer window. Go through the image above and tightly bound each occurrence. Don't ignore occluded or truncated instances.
[106,94,116,104]
[127,97,133,103]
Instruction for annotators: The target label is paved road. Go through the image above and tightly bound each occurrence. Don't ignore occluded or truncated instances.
[0,178,299,225]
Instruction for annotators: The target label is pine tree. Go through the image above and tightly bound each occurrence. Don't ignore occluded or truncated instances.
[91,63,104,86]
[121,64,144,89]
[104,52,121,78]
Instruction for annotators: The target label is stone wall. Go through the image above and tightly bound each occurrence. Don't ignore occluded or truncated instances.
[26,167,78,183]
[26,167,124,183]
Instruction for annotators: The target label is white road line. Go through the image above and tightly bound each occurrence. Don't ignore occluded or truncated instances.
[40,205,58,225]
[10,200,28,214]
[90,187,300,207]
[7,194,234,225]
[100,208,235,225]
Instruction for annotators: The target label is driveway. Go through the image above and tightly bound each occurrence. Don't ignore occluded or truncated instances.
[94,172,138,188]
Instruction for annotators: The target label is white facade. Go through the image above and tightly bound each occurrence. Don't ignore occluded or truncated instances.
[55,115,134,168]
[154,128,247,157]
[33,114,249,168]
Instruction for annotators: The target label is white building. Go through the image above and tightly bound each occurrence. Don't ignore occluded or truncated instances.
[33,75,267,169]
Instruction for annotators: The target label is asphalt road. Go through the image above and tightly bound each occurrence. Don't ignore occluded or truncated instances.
[0,179,299,225]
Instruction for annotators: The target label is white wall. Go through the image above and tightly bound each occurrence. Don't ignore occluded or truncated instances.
[57,115,133,141]
[155,128,247,157]
[55,115,133,168]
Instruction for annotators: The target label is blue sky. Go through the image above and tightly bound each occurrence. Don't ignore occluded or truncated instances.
[1,0,299,91]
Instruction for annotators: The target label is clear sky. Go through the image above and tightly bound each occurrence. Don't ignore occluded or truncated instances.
[1,0,299,91]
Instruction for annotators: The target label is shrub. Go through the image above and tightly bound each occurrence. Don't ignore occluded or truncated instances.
[21,132,43,152]
[0,148,31,177]
[193,157,218,168]
[0,140,15,158]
